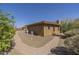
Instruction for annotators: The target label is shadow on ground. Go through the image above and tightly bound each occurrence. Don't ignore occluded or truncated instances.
[50,47,77,55]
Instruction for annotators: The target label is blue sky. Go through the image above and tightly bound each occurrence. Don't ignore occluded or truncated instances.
[0,3,79,28]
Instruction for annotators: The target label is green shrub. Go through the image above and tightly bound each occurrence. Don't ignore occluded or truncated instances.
[0,10,15,53]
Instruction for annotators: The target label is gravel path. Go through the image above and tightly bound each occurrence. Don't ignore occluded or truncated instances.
[10,31,61,55]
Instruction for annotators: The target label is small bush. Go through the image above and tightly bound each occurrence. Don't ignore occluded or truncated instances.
[64,35,79,54]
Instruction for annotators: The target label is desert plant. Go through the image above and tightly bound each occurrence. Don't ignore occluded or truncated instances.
[64,28,79,54]
[61,20,73,33]
[72,19,79,28]
[64,35,79,54]
[61,19,79,33]
[64,29,79,38]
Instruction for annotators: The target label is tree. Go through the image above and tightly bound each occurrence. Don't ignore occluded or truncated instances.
[61,19,79,33]
[72,19,79,28]
[0,10,15,54]
[61,20,73,33]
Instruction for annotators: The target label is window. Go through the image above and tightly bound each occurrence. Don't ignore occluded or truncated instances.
[53,26,55,31]
[58,27,60,30]
[48,26,50,29]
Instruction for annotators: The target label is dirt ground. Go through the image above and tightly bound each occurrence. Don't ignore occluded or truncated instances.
[18,31,54,48]
[9,31,64,55]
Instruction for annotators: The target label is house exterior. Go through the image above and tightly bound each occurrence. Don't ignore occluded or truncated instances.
[22,25,27,30]
[27,21,60,36]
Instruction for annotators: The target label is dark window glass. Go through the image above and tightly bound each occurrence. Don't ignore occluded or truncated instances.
[48,26,50,29]
[58,27,60,30]
[53,26,55,31]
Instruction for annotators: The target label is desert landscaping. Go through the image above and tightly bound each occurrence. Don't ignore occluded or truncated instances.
[1,3,79,55]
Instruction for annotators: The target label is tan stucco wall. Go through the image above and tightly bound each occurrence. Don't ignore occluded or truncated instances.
[44,26,60,36]
[27,25,44,36]
[54,26,60,34]
[27,24,60,36]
